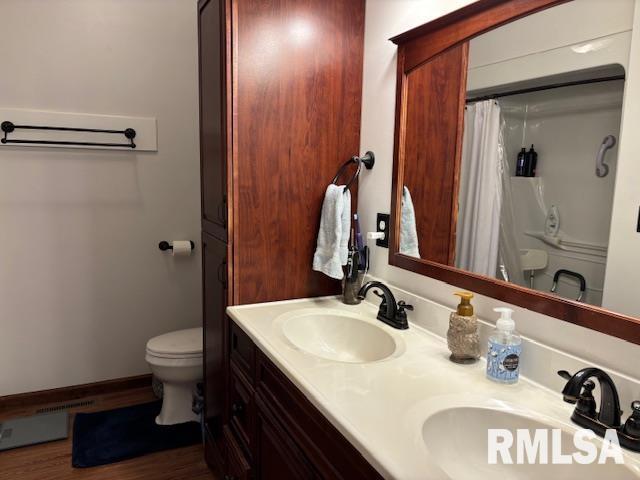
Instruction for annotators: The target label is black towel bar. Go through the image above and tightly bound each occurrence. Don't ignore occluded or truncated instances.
[1,121,137,148]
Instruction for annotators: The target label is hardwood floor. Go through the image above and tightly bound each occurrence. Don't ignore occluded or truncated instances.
[0,386,215,480]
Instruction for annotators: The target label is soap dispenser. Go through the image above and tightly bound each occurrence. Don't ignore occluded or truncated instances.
[486,307,522,384]
[447,292,480,364]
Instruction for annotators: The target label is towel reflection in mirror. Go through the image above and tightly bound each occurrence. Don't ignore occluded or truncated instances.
[400,186,420,258]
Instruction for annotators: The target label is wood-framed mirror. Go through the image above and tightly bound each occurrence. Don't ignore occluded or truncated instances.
[389,0,640,344]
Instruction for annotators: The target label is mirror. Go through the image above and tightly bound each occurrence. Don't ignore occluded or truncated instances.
[390,0,640,343]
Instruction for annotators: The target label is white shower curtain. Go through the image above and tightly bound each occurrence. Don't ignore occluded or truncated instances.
[456,100,503,277]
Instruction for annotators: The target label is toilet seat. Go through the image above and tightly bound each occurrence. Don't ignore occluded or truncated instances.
[146,327,203,359]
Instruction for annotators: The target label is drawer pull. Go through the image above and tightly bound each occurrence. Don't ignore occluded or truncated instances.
[231,402,245,415]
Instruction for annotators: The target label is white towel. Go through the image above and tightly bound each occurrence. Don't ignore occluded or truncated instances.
[312,185,351,280]
[400,186,420,258]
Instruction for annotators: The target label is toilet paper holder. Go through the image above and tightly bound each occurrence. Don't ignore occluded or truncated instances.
[158,240,195,252]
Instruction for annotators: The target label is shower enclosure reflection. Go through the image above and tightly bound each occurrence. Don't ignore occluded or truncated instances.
[454,79,623,307]
[397,0,627,308]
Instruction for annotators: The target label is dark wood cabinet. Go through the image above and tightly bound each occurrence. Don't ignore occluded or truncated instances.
[228,363,253,455]
[224,425,252,480]
[199,0,228,241]
[202,232,228,435]
[198,0,366,476]
[254,394,315,480]
[220,319,383,480]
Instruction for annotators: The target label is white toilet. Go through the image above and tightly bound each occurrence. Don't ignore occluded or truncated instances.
[145,327,203,425]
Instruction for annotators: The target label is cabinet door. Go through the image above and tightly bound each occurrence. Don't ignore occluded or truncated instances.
[254,394,315,480]
[202,231,228,433]
[199,0,227,240]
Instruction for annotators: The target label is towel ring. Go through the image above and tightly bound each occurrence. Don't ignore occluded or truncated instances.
[332,151,375,192]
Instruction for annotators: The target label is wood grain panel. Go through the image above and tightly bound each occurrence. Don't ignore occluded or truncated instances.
[233,0,365,304]
[400,44,468,264]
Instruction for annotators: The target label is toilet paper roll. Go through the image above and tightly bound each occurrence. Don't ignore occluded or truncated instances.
[171,240,192,256]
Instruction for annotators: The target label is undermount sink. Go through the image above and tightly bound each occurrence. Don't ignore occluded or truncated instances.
[422,405,640,480]
[278,309,403,363]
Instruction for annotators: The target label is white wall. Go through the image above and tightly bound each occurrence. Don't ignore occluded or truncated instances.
[0,0,202,396]
[359,0,640,379]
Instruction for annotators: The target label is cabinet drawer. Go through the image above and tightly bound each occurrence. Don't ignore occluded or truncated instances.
[230,320,255,380]
[229,362,254,455]
[224,425,251,480]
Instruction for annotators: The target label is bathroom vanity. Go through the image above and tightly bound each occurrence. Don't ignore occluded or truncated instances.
[218,315,382,479]
[223,297,640,479]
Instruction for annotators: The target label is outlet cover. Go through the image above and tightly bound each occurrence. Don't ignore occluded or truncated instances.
[376,213,390,248]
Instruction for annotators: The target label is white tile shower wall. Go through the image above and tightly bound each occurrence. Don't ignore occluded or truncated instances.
[0,0,201,395]
[499,82,624,306]
[358,0,640,379]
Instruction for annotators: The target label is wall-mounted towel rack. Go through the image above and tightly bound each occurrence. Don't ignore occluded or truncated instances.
[1,121,137,148]
[332,151,375,192]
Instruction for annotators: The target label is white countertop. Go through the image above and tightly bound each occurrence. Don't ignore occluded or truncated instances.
[227,296,640,479]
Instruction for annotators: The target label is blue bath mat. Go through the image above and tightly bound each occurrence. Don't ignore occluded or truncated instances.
[72,401,201,467]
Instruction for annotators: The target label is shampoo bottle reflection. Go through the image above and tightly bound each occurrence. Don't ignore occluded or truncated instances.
[486,307,522,384]
[447,292,480,364]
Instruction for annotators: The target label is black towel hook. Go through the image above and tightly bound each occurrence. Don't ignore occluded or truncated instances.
[332,151,375,192]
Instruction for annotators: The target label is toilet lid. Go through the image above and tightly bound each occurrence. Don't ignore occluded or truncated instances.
[146,327,203,358]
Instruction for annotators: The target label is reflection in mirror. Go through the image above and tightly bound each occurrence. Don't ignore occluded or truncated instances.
[399,0,631,310]
[399,186,420,258]
[457,73,624,308]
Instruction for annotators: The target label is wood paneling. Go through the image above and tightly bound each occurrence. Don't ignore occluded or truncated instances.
[233,0,366,304]
[400,44,468,264]
[388,0,640,345]
[0,386,213,480]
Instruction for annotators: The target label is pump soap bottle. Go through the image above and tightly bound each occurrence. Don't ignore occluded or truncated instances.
[447,292,480,364]
[486,307,522,384]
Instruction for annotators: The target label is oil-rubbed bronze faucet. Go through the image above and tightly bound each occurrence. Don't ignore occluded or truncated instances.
[559,368,640,452]
[357,281,412,330]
